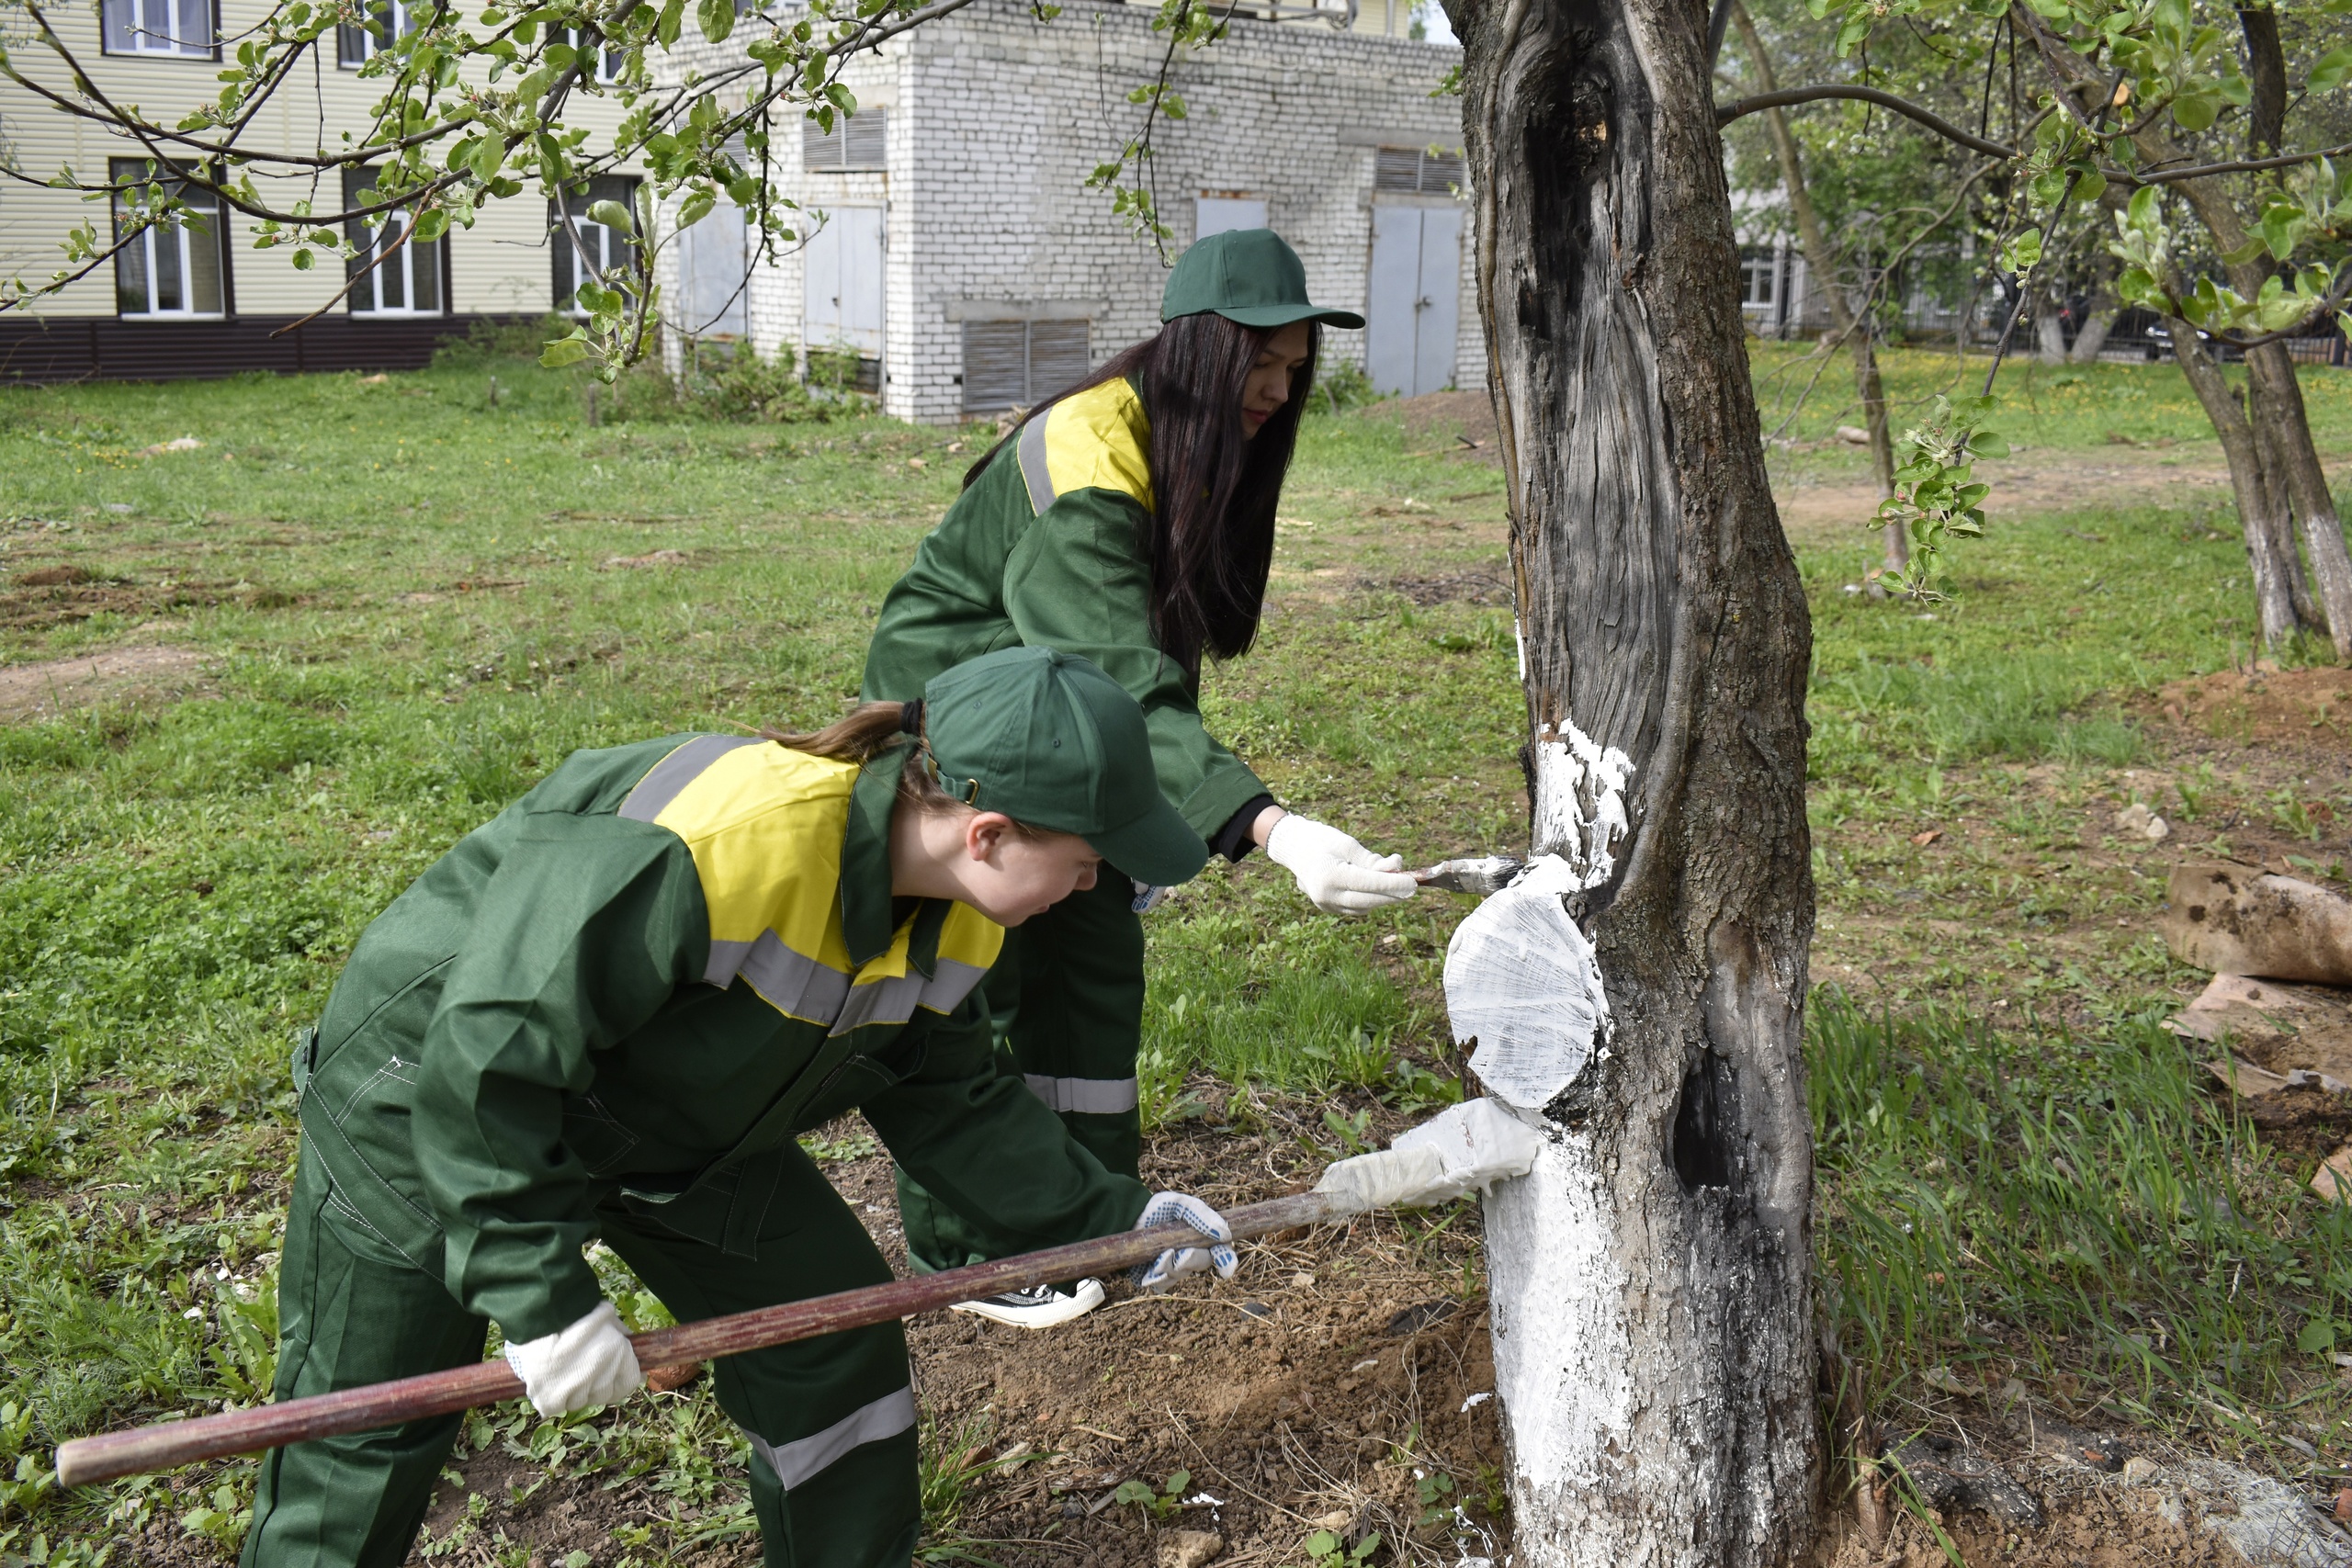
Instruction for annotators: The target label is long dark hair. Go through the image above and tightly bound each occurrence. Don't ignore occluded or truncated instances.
[965,313,1318,672]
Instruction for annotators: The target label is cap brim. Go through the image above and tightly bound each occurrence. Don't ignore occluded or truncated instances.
[1173,303,1368,331]
[1087,796,1210,887]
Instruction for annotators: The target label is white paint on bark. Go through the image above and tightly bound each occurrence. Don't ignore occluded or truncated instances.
[1528,721,1633,883]
[1443,855,1609,1111]
[1483,1128,1642,1558]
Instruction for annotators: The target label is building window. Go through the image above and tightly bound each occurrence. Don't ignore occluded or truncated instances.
[1740,248,1779,310]
[802,109,888,172]
[339,0,427,65]
[960,319,1089,414]
[344,166,445,317]
[550,176,640,315]
[564,28,624,83]
[1373,145,1464,195]
[110,160,226,318]
[101,0,213,56]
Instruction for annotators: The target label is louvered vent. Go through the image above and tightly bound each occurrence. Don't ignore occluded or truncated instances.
[803,108,888,171]
[961,319,1092,413]
[961,322,1029,412]
[1373,147,1421,191]
[1374,146,1464,194]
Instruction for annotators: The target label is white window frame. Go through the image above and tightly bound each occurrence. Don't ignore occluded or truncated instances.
[340,0,422,65]
[344,170,445,318]
[1740,250,1779,310]
[101,0,214,57]
[563,28,624,83]
[111,164,226,319]
[550,179,639,316]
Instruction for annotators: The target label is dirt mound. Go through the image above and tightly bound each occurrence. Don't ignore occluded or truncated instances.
[2151,664,2352,743]
[0,645,206,722]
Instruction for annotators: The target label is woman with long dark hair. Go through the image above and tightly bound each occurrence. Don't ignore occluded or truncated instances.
[862,229,1418,1325]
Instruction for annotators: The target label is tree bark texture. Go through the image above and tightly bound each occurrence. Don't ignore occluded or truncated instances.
[2014,2,2352,653]
[1451,0,1822,1557]
[1728,0,1904,571]
[2162,306,2301,648]
[2067,291,2118,364]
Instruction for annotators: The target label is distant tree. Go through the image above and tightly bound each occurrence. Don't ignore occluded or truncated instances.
[1721,0,2352,650]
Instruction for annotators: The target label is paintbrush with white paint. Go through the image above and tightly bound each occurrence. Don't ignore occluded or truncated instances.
[1414,856,1525,896]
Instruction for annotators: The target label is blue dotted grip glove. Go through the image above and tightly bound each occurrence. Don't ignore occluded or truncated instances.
[1129,1191,1238,1293]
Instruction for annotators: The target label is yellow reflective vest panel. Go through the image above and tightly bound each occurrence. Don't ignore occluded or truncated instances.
[298,734,1148,1341]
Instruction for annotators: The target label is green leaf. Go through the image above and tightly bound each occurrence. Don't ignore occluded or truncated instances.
[1163,1469,1191,1495]
[2312,44,2352,93]
[411,208,449,242]
[1304,1532,1342,1555]
[2300,1318,2335,1355]
[1113,1479,1156,1506]
[2074,168,2107,205]
[539,333,592,367]
[676,190,715,229]
[1969,431,2008,458]
[291,247,314,269]
[696,0,734,41]
[2172,90,2217,132]
[656,0,684,45]
[587,198,634,232]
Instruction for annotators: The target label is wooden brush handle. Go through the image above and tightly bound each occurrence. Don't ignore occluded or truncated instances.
[55,1190,1342,1488]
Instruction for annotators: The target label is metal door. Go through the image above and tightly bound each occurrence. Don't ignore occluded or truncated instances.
[803,206,885,356]
[1365,206,1461,397]
[679,203,749,339]
[1413,206,1462,394]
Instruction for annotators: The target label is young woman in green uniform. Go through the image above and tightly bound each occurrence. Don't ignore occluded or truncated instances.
[863,229,1419,1325]
[239,647,1239,1568]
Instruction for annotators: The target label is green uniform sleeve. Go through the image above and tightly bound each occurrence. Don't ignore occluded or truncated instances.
[1001,490,1270,843]
[411,813,707,1342]
[862,994,1149,1252]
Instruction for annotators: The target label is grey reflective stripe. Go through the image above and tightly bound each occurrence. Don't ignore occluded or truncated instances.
[1024,1074,1140,1115]
[829,971,927,1036]
[747,1386,917,1491]
[919,958,989,1015]
[618,734,763,823]
[1016,413,1056,514]
[708,930,854,1020]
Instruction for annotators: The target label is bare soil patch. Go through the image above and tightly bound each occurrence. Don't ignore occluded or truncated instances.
[1,564,293,629]
[2148,664,2352,748]
[0,645,206,722]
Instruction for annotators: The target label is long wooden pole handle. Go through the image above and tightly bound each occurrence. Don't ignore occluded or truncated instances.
[54,1189,1344,1489]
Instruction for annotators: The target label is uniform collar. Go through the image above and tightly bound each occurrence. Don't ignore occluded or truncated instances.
[842,744,950,976]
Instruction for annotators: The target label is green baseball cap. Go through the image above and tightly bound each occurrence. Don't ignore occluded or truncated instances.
[1161,228,1366,330]
[923,646,1208,886]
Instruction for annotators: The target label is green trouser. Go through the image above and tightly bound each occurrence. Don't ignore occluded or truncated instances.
[899,874,1145,1273]
[243,1145,919,1568]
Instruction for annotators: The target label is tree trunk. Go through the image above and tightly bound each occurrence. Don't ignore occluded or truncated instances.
[2013,1,2352,655]
[2163,312,2301,648]
[1727,0,1903,571]
[2035,302,2068,364]
[2068,291,2118,364]
[1453,0,1821,1557]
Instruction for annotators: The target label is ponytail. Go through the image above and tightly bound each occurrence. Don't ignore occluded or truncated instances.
[759,702,1043,837]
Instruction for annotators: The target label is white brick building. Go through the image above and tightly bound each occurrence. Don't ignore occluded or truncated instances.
[655,0,1476,423]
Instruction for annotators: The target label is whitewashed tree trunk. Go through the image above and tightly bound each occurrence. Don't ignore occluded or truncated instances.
[1447,0,1823,1559]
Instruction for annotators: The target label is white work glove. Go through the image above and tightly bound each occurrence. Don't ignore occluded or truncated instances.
[1129,1191,1238,1293]
[502,1300,643,1417]
[1313,1099,1542,1212]
[1265,815,1419,916]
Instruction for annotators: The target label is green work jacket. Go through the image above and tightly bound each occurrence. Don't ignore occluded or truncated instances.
[296,733,1149,1342]
[862,376,1268,847]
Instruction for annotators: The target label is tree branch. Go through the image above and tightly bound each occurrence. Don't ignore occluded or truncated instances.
[1714,85,2015,159]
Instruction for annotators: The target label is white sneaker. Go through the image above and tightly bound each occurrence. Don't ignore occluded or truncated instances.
[949,1278,1105,1328]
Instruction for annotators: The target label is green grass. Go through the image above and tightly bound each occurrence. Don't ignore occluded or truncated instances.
[0,345,2346,1556]
[1750,341,2352,459]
